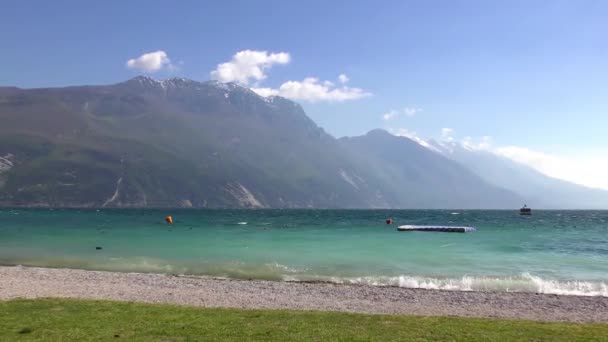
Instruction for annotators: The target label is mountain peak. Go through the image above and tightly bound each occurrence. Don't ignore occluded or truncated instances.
[128,75,159,86]
[206,80,244,92]
[121,77,303,111]
[264,94,302,109]
[365,129,392,137]
[125,76,199,89]
[164,77,196,86]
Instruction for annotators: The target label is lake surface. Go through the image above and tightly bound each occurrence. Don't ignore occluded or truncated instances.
[1,209,607,296]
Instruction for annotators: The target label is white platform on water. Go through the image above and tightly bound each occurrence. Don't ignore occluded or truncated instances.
[397,225,476,233]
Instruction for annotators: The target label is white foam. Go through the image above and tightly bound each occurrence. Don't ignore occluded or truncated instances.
[522,273,608,296]
[17,255,607,297]
[314,274,608,296]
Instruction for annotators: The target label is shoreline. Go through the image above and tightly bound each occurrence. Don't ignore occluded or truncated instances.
[1,266,607,323]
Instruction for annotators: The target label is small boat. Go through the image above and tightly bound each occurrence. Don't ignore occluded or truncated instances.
[520,205,532,215]
[397,225,475,233]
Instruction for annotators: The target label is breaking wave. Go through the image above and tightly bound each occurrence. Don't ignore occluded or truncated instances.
[293,273,608,297]
[100,259,608,297]
[5,256,607,296]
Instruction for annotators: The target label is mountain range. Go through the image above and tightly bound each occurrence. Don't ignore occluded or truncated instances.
[1,76,606,208]
[428,140,608,209]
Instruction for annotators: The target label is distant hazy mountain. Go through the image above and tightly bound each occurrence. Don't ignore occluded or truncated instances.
[1,76,521,208]
[339,130,522,208]
[428,140,608,209]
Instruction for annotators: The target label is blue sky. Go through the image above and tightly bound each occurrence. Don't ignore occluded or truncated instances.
[1,0,607,189]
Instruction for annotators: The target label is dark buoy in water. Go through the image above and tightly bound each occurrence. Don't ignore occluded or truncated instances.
[386,218,393,225]
[165,215,173,224]
[95,246,102,250]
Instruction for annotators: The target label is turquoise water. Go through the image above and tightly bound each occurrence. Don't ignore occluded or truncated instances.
[1,209,607,296]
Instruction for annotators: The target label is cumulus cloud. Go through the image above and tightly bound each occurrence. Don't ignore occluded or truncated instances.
[382,107,422,120]
[249,87,278,97]
[251,77,371,103]
[126,50,173,72]
[212,51,370,103]
[210,50,290,85]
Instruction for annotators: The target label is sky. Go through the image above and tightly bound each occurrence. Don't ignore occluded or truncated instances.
[1,0,607,189]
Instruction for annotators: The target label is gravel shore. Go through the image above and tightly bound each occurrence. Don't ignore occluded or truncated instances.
[1,266,607,323]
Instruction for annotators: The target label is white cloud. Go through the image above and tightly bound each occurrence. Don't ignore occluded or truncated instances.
[210,50,290,85]
[382,111,397,120]
[382,107,422,120]
[493,146,608,190]
[249,87,279,97]
[126,50,173,72]
[213,51,370,103]
[462,135,492,151]
[411,128,608,190]
[440,128,454,142]
[251,77,371,103]
[441,131,608,190]
[389,127,418,139]
[338,74,349,84]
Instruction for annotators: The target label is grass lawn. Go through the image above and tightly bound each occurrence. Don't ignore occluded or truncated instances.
[1,298,607,341]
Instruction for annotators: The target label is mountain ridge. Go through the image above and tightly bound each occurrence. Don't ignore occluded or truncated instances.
[1,76,376,208]
[426,139,608,209]
[2,77,603,208]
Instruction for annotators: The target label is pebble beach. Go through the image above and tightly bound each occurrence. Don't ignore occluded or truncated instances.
[1,266,607,323]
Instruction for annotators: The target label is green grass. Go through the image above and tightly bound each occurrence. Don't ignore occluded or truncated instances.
[1,299,607,341]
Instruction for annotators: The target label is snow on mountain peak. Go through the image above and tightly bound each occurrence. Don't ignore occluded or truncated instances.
[130,75,160,86]
[125,77,300,108]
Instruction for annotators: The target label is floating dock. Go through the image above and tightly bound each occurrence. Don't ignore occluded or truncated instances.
[397,225,476,233]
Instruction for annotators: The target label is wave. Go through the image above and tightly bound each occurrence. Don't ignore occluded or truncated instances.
[1,256,303,282]
[4,256,607,296]
[297,273,608,297]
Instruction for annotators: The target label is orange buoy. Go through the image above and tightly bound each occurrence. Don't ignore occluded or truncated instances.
[386,218,393,225]
[165,216,173,224]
